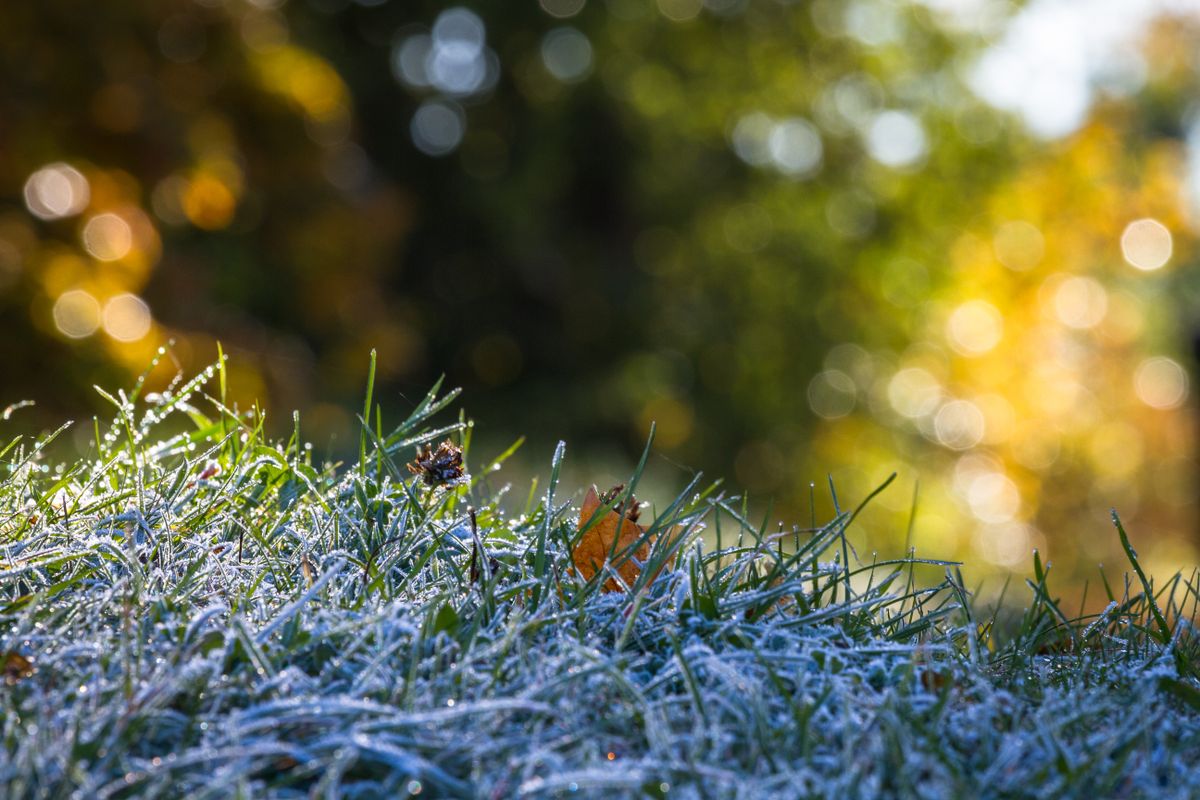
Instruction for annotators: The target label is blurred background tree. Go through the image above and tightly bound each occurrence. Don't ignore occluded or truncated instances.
[1,0,1197,589]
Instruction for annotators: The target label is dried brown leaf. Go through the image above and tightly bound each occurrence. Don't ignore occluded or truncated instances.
[572,485,688,592]
[572,486,648,591]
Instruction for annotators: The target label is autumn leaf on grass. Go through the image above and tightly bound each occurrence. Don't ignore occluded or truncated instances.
[572,484,686,592]
[571,485,647,592]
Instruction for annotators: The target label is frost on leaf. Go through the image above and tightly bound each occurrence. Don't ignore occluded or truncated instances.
[572,484,685,592]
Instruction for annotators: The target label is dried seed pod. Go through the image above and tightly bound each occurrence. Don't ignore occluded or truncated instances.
[406,440,465,486]
[3,652,34,685]
[598,483,642,523]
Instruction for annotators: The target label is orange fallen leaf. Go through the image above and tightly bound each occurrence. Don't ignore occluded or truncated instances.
[572,485,648,592]
[572,484,690,592]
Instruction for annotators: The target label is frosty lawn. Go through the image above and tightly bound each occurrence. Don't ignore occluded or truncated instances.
[2,356,1199,798]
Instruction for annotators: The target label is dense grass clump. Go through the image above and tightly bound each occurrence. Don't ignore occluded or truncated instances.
[2,355,1199,799]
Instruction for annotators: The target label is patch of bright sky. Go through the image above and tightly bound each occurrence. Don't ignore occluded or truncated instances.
[918,0,1200,140]
[917,0,1200,225]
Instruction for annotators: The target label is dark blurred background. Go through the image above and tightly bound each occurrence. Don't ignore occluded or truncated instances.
[2,0,1199,586]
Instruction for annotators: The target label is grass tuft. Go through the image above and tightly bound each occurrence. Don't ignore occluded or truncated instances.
[1,360,1199,798]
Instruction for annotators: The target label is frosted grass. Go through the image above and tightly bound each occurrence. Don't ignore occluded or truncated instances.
[2,358,1199,798]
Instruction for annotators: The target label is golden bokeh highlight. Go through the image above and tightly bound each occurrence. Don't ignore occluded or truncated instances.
[639,395,694,449]
[181,173,238,230]
[1134,357,1189,410]
[52,290,102,339]
[252,45,350,126]
[102,294,153,343]
[946,300,1004,356]
[81,213,133,261]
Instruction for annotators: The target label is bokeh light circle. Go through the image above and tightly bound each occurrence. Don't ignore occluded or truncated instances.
[934,399,986,450]
[1120,218,1172,271]
[1053,275,1108,329]
[81,213,133,261]
[392,35,433,89]
[731,112,773,167]
[887,367,942,418]
[433,8,485,53]
[946,300,1003,356]
[411,101,465,156]
[768,118,822,178]
[24,163,90,221]
[807,370,856,419]
[428,8,488,96]
[102,294,153,342]
[967,472,1020,524]
[865,110,927,168]
[657,0,702,22]
[539,0,586,19]
[1134,356,1188,410]
[541,28,593,83]
[52,290,102,339]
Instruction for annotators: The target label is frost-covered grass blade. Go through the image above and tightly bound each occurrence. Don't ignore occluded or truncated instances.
[2,361,1199,798]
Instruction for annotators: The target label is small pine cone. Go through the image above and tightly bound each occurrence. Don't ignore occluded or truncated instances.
[406,440,465,486]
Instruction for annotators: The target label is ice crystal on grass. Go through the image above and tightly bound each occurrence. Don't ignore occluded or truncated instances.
[1,362,1199,798]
